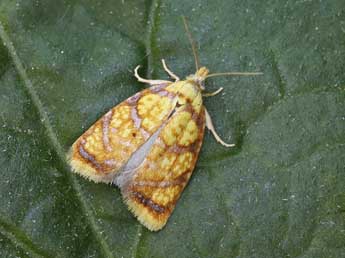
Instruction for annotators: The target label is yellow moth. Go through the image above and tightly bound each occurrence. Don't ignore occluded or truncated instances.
[68,17,261,231]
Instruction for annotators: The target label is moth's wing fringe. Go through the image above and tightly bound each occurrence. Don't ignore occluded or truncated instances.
[66,147,114,184]
[122,195,165,231]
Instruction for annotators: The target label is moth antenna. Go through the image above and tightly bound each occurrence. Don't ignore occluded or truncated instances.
[182,16,200,71]
[206,72,263,79]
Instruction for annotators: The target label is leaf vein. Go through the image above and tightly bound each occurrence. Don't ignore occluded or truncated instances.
[0,216,52,258]
[131,1,162,256]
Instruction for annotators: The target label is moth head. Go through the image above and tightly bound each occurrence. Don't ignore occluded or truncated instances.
[186,67,209,90]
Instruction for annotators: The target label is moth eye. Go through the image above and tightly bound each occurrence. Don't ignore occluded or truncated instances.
[200,81,205,90]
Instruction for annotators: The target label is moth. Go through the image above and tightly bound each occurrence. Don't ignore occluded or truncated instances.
[68,17,261,231]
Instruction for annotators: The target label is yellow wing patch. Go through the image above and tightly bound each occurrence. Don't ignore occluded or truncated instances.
[122,103,206,231]
[138,93,173,132]
[68,83,177,183]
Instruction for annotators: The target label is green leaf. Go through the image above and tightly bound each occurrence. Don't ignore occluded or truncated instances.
[0,0,344,257]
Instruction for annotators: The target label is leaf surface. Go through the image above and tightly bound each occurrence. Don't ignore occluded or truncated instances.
[0,1,344,257]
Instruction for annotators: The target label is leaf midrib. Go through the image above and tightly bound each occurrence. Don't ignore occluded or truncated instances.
[0,20,114,258]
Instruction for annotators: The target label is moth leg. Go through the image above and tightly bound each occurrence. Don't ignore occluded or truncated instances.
[205,108,235,147]
[202,87,223,97]
[134,65,172,85]
[161,59,180,81]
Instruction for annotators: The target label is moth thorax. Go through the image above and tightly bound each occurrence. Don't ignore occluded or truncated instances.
[186,67,209,90]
